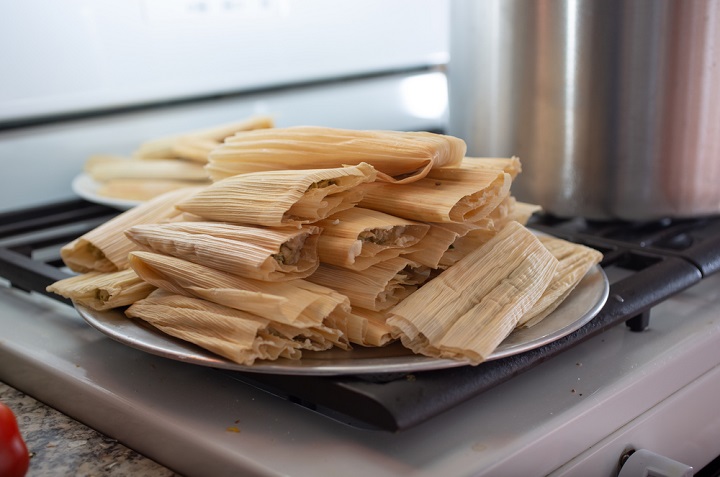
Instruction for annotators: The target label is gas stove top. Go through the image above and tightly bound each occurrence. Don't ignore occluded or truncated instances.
[2,200,720,432]
[2,200,720,476]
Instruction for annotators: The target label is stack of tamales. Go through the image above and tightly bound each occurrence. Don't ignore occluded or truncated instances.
[50,126,602,366]
[84,115,274,202]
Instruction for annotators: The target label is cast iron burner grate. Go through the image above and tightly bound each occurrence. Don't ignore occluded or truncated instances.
[2,200,720,431]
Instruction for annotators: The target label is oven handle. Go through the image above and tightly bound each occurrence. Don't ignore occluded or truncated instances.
[618,449,693,477]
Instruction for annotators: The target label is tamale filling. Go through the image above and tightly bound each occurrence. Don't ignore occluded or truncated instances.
[358,226,408,245]
[272,234,308,265]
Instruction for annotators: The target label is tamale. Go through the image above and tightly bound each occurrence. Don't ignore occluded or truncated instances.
[403,223,462,269]
[348,307,395,347]
[206,126,466,183]
[359,168,511,223]
[176,163,377,227]
[307,258,430,311]
[97,178,212,202]
[181,115,275,141]
[434,197,543,267]
[324,308,367,348]
[134,115,275,160]
[60,187,201,273]
[127,251,351,350]
[436,220,499,268]
[264,318,347,352]
[513,201,543,225]
[388,221,558,365]
[125,221,321,281]
[487,195,517,226]
[455,156,523,179]
[126,290,303,365]
[315,208,429,270]
[517,236,603,328]
[170,137,221,163]
[84,154,126,172]
[87,157,209,182]
[46,269,155,310]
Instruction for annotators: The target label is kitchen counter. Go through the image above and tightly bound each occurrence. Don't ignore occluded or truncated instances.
[0,381,178,477]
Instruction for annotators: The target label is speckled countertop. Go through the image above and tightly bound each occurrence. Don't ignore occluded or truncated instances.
[0,381,179,477]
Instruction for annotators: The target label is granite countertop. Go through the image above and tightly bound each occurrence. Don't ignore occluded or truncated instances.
[0,381,179,477]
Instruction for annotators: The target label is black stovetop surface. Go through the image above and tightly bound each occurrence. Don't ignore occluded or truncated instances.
[2,199,720,431]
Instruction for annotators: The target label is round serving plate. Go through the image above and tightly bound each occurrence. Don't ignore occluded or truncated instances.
[75,263,609,376]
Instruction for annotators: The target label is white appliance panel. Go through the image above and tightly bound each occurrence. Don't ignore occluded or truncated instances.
[0,0,449,123]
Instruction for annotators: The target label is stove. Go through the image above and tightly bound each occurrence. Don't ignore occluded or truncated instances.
[2,200,720,476]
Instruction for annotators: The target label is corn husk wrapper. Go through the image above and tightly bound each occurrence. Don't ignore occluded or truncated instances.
[436,220,499,269]
[61,187,201,273]
[402,223,462,269]
[348,307,395,347]
[454,156,522,179]
[517,236,603,328]
[46,269,155,310]
[176,163,376,227]
[403,218,503,271]
[84,154,126,172]
[127,251,351,349]
[206,126,466,183]
[488,196,517,225]
[307,258,430,311]
[134,115,275,161]
[435,198,545,268]
[87,157,209,182]
[513,201,543,225]
[433,197,520,266]
[359,169,511,224]
[487,195,542,226]
[97,178,212,202]
[388,221,558,365]
[126,290,303,365]
[315,208,429,271]
[125,221,321,281]
[170,137,222,163]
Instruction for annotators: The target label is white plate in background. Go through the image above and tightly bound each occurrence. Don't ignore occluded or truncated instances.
[72,173,142,210]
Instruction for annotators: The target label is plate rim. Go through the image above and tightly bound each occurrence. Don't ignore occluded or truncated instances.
[72,173,142,211]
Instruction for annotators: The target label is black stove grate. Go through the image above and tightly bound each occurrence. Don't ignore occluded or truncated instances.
[2,200,720,431]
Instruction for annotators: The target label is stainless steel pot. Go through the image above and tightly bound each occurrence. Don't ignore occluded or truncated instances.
[448,0,720,220]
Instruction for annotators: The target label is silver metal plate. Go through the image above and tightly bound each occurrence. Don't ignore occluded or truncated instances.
[75,264,609,376]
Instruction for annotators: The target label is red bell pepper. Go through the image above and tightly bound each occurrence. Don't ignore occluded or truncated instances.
[0,401,29,477]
